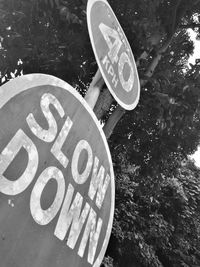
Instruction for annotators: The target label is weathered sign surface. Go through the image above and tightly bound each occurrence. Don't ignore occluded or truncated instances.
[87,0,140,110]
[0,74,115,267]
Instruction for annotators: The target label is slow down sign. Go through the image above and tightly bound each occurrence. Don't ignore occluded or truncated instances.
[0,74,114,267]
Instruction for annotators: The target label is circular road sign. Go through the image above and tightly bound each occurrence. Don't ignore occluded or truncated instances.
[87,0,140,110]
[0,74,115,267]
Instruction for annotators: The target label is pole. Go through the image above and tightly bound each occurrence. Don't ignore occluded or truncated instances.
[84,68,104,110]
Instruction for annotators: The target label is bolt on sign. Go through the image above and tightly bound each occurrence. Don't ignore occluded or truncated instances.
[87,0,140,110]
[0,74,115,267]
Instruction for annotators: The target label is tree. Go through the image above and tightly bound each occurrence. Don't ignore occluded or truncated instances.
[1,0,200,266]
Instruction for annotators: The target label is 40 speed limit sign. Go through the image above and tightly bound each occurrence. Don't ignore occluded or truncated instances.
[87,0,140,110]
[0,74,114,267]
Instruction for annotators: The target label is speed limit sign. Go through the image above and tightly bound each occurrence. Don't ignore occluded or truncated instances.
[87,0,140,110]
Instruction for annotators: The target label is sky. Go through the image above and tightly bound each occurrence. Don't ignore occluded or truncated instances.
[188,29,200,65]
[188,29,200,167]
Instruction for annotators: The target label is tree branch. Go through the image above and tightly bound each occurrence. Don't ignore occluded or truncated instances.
[194,0,200,5]
[142,38,172,81]
[104,36,173,139]
[170,0,183,37]
[180,23,200,29]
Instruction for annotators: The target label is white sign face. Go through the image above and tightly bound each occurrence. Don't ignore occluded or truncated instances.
[87,0,140,110]
[0,74,115,267]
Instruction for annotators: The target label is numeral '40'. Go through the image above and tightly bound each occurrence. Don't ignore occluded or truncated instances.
[99,23,134,92]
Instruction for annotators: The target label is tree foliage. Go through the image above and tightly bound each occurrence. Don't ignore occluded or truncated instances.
[1,0,200,266]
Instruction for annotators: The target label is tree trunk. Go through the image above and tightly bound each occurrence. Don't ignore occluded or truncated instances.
[103,36,174,139]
